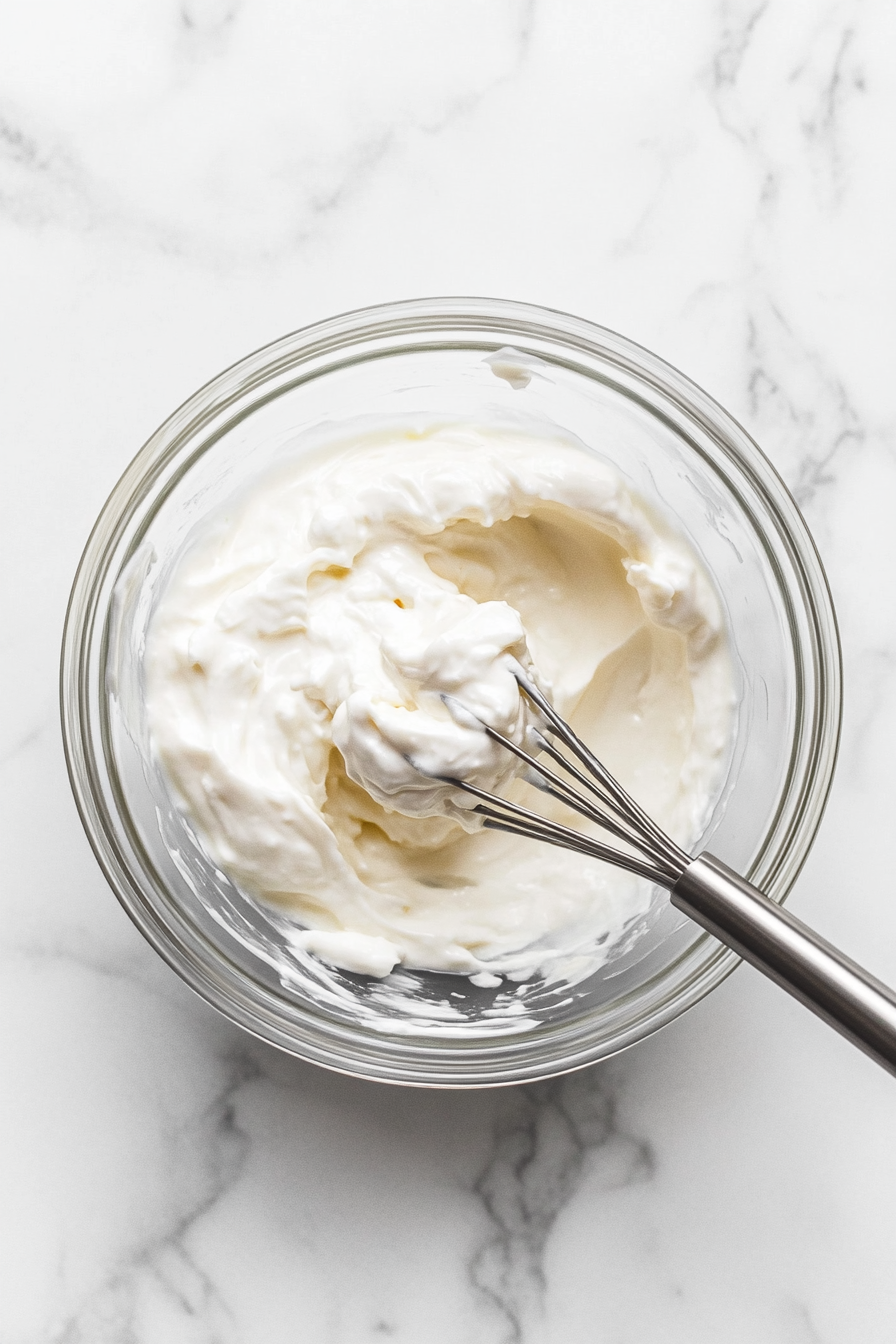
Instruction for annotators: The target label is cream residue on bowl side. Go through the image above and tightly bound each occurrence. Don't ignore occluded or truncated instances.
[144,421,734,982]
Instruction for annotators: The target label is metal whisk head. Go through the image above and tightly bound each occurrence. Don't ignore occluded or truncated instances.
[425,677,896,1085]
[439,670,691,889]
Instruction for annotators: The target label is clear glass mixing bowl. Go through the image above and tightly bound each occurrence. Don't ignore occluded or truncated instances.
[61,298,841,1086]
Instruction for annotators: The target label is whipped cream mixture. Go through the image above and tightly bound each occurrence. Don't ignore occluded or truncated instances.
[145,422,734,981]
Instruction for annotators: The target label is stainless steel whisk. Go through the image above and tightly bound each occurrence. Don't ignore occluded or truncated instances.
[439,670,896,1078]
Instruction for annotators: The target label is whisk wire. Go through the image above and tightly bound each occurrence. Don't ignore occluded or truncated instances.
[525,728,688,875]
[473,717,680,875]
[435,669,692,888]
[440,778,675,884]
[513,671,690,877]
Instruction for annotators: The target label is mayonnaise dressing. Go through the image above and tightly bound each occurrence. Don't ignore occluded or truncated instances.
[145,422,734,981]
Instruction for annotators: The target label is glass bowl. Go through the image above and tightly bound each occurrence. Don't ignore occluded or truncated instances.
[61,297,841,1086]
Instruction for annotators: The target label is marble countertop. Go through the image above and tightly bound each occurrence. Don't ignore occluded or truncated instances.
[3,1,896,1340]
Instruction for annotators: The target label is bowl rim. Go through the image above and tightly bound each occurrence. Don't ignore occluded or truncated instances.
[60,295,842,1086]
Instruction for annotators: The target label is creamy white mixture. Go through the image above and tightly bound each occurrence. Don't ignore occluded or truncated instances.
[145,422,733,981]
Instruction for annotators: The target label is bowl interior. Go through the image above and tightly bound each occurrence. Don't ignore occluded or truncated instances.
[64,301,840,1084]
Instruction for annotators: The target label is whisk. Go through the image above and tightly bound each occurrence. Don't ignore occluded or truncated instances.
[438,670,896,1078]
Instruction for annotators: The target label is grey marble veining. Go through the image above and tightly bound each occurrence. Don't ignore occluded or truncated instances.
[470,1071,654,1343]
[2,1,896,1341]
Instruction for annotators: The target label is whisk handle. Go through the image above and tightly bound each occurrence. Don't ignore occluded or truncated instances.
[671,854,896,1077]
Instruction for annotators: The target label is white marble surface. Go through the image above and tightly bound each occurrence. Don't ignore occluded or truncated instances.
[2,1,896,1339]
